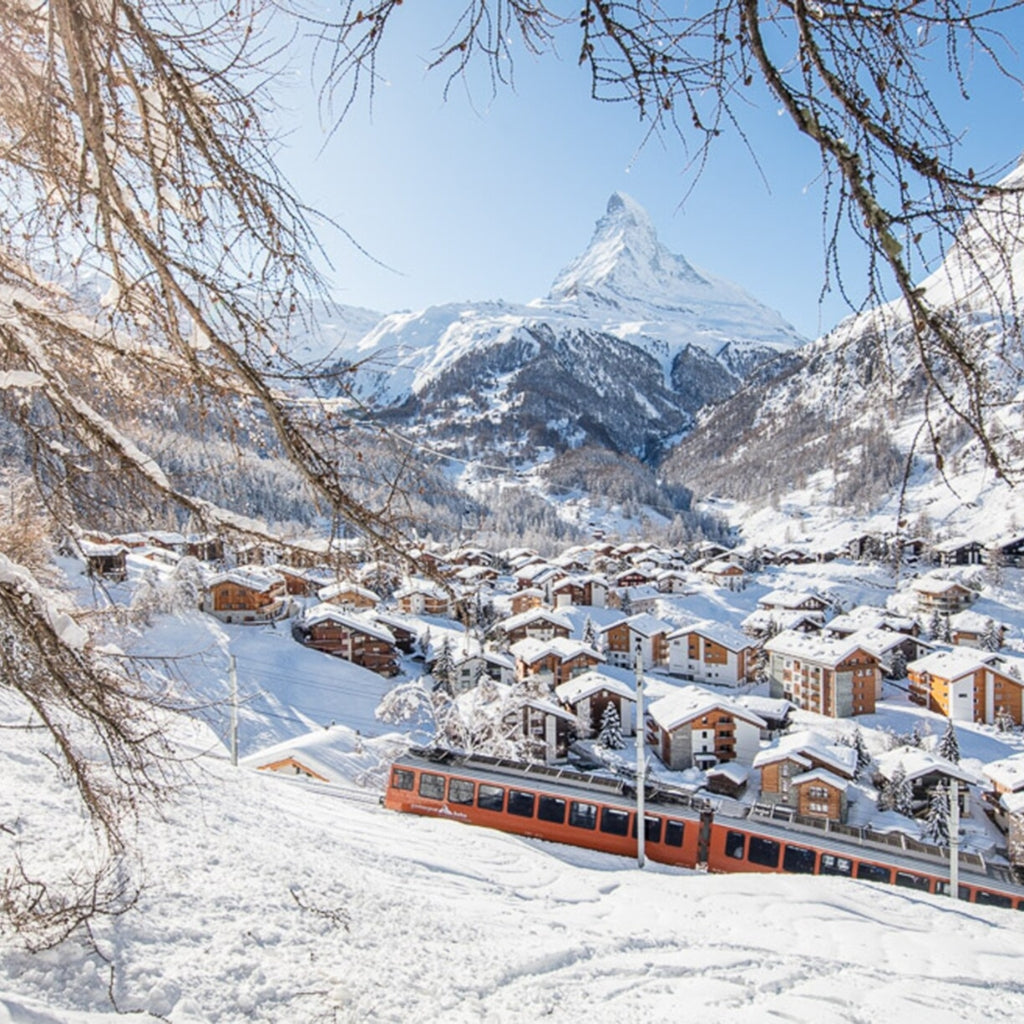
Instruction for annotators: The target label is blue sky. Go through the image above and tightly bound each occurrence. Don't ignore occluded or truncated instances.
[272,7,1024,340]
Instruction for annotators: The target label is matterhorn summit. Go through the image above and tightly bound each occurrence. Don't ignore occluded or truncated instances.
[547,191,709,305]
[536,192,805,372]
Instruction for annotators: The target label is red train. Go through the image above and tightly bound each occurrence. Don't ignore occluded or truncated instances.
[384,748,1024,909]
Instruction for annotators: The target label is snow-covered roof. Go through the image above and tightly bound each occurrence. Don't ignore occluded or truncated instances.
[757,589,827,610]
[982,755,1024,793]
[911,575,972,596]
[647,686,765,732]
[499,607,573,633]
[705,762,749,785]
[206,565,285,591]
[554,667,639,705]
[906,645,1001,680]
[301,604,395,643]
[764,629,878,668]
[317,580,381,603]
[598,612,671,637]
[791,767,849,794]
[668,619,752,652]
[875,746,979,785]
[751,730,857,778]
[509,636,604,664]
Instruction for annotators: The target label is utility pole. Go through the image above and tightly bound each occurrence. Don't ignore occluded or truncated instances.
[229,654,239,767]
[949,779,960,899]
[635,638,645,869]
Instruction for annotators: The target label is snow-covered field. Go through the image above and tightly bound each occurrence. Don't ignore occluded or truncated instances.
[7,558,1024,1022]
[4,711,1024,1024]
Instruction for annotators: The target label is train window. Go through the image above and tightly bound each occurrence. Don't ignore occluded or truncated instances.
[477,784,505,812]
[569,801,598,830]
[725,831,746,860]
[537,795,566,824]
[748,836,780,868]
[448,778,475,805]
[507,789,536,818]
[600,807,630,837]
[782,845,817,874]
[391,768,415,791]
[935,882,973,900]
[631,816,664,844]
[894,871,930,891]
[664,820,683,847]
[975,890,1014,908]
[856,862,892,884]
[820,854,853,877]
[418,772,446,801]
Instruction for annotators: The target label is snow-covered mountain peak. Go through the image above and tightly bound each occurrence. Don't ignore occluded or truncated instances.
[547,191,708,305]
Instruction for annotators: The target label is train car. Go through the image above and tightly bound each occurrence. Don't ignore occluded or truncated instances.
[384,748,1024,909]
[385,748,705,869]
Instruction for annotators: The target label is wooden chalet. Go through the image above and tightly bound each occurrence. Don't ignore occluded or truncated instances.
[554,668,638,739]
[647,687,765,771]
[202,566,288,624]
[509,697,577,764]
[599,613,671,671]
[317,580,380,610]
[498,608,573,645]
[509,637,604,688]
[907,647,1024,725]
[875,746,977,816]
[79,539,128,580]
[667,620,757,687]
[293,604,399,676]
[394,579,455,618]
[911,576,976,616]
[764,630,880,717]
[752,732,857,823]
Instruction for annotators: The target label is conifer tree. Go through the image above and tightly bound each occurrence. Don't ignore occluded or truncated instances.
[921,785,952,847]
[981,618,1002,652]
[582,615,597,649]
[432,637,455,696]
[597,702,625,751]
[851,727,872,778]
[936,719,960,764]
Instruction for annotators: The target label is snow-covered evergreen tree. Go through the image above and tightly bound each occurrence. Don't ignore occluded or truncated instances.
[892,764,914,816]
[432,637,455,695]
[996,706,1016,733]
[582,615,597,649]
[851,727,872,778]
[981,618,1002,652]
[879,763,914,816]
[927,608,943,642]
[597,702,625,750]
[619,589,633,616]
[921,785,952,847]
[889,648,907,681]
[936,719,960,763]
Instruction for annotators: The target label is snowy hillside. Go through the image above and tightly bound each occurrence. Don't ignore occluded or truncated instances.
[663,161,1024,543]
[4,693,1024,1024]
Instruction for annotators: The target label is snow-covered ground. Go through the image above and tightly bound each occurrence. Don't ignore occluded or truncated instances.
[3,706,1024,1024]
[7,557,1024,1021]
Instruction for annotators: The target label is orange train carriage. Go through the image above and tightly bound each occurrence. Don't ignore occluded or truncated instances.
[384,748,1024,910]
